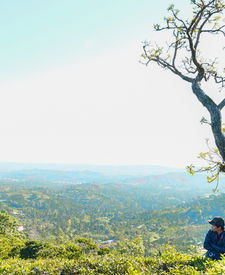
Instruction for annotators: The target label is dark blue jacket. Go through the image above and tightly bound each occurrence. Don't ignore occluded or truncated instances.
[204,229,225,260]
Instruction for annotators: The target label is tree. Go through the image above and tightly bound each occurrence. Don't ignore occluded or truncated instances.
[0,211,18,236]
[141,0,225,184]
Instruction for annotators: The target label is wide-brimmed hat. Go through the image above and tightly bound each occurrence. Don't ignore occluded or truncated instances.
[208,217,224,227]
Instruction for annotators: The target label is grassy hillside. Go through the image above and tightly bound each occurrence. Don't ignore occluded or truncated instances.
[0,171,225,273]
[0,177,222,253]
[0,211,223,274]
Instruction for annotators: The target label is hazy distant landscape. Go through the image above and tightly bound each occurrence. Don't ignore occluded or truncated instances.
[1,162,225,273]
[0,162,186,175]
[0,162,223,243]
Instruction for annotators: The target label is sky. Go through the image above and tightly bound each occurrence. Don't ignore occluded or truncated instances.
[0,0,225,168]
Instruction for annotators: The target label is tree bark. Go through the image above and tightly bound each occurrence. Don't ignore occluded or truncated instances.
[192,75,225,161]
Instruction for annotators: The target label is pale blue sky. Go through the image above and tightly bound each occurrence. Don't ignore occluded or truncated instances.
[0,1,223,167]
[0,0,192,81]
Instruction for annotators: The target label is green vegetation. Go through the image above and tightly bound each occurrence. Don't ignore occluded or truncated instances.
[1,169,225,273]
[0,178,217,250]
[0,211,225,274]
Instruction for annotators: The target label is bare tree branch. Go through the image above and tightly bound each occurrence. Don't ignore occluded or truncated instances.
[218,99,225,110]
[141,0,225,185]
[194,13,212,49]
[202,25,225,35]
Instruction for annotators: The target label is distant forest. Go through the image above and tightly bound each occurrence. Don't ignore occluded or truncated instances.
[0,167,223,254]
[1,166,225,273]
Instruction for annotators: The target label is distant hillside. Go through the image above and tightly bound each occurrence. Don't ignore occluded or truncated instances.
[0,169,106,183]
[0,169,222,192]
[0,162,185,175]
[123,172,223,190]
[0,178,223,253]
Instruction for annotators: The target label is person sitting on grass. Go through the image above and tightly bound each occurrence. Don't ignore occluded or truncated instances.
[204,216,225,260]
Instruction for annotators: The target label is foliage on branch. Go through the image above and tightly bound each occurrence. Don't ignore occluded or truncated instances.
[141,0,225,186]
[186,139,225,191]
[141,0,225,89]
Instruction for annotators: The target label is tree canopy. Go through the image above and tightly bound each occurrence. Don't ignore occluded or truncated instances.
[141,0,225,185]
[0,210,18,236]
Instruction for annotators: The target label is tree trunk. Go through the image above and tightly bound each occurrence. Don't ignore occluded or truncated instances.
[192,76,225,161]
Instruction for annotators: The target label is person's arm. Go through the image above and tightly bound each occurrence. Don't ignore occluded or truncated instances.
[204,230,219,255]
[210,234,225,254]
[204,230,213,250]
[210,243,225,254]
